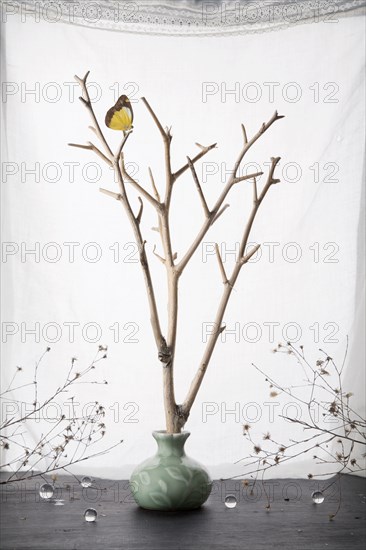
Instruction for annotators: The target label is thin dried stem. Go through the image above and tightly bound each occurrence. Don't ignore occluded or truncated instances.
[136,197,144,224]
[99,188,122,201]
[173,143,217,181]
[187,156,210,218]
[176,169,265,274]
[214,244,228,285]
[153,244,166,264]
[68,142,112,166]
[241,123,248,144]
[120,154,160,209]
[0,349,123,484]
[74,71,113,159]
[233,342,365,518]
[148,167,161,202]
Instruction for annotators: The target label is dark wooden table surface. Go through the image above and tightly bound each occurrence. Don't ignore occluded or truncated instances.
[1,474,365,550]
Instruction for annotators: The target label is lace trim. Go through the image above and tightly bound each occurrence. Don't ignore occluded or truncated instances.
[8,0,366,35]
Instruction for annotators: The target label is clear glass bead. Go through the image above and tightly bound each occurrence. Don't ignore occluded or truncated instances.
[84,508,97,522]
[224,494,237,508]
[312,491,324,504]
[81,476,92,488]
[39,483,54,500]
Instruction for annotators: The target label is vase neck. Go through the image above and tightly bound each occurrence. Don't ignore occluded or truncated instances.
[152,431,190,458]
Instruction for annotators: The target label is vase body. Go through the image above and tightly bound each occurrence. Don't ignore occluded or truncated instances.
[130,430,212,511]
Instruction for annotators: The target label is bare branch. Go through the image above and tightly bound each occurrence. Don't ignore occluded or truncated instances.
[153,245,166,264]
[240,243,261,265]
[176,110,283,275]
[113,161,164,350]
[211,203,230,225]
[74,71,113,159]
[241,123,248,144]
[99,188,122,201]
[181,156,282,416]
[173,142,217,181]
[68,142,112,166]
[141,97,169,142]
[71,74,165,377]
[258,157,281,202]
[136,197,144,224]
[140,98,178,434]
[253,177,258,204]
[187,156,210,218]
[115,129,133,161]
[233,111,284,177]
[232,171,263,184]
[215,244,228,284]
[141,97,174,211]
[71,79,285,436]
[148,167,161,202]
[120,153,160,209]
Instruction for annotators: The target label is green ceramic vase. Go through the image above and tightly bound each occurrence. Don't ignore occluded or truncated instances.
[130,431,212,511]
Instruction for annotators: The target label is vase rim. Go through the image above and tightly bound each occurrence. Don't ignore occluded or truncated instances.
[153,430,190,437]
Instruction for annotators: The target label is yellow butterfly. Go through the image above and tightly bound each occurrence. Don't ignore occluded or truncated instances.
[105,95,133,131]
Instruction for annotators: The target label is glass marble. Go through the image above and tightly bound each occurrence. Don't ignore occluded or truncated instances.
[312,491,324,504]
[84,508,97,522]
[81,476,92,488]
[224,495,237,508]
[39,484,54,500]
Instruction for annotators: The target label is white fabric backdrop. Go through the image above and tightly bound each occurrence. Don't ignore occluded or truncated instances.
[9,0,366,35]
[1,5,365,479]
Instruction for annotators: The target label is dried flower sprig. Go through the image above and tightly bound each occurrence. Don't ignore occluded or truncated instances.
[0,347,123,484]
[234,340,365,518]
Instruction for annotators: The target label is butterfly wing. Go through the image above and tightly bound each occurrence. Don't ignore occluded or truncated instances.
[105,95,133,131]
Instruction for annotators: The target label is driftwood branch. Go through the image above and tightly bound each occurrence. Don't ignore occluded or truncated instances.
[72,73,285,433]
